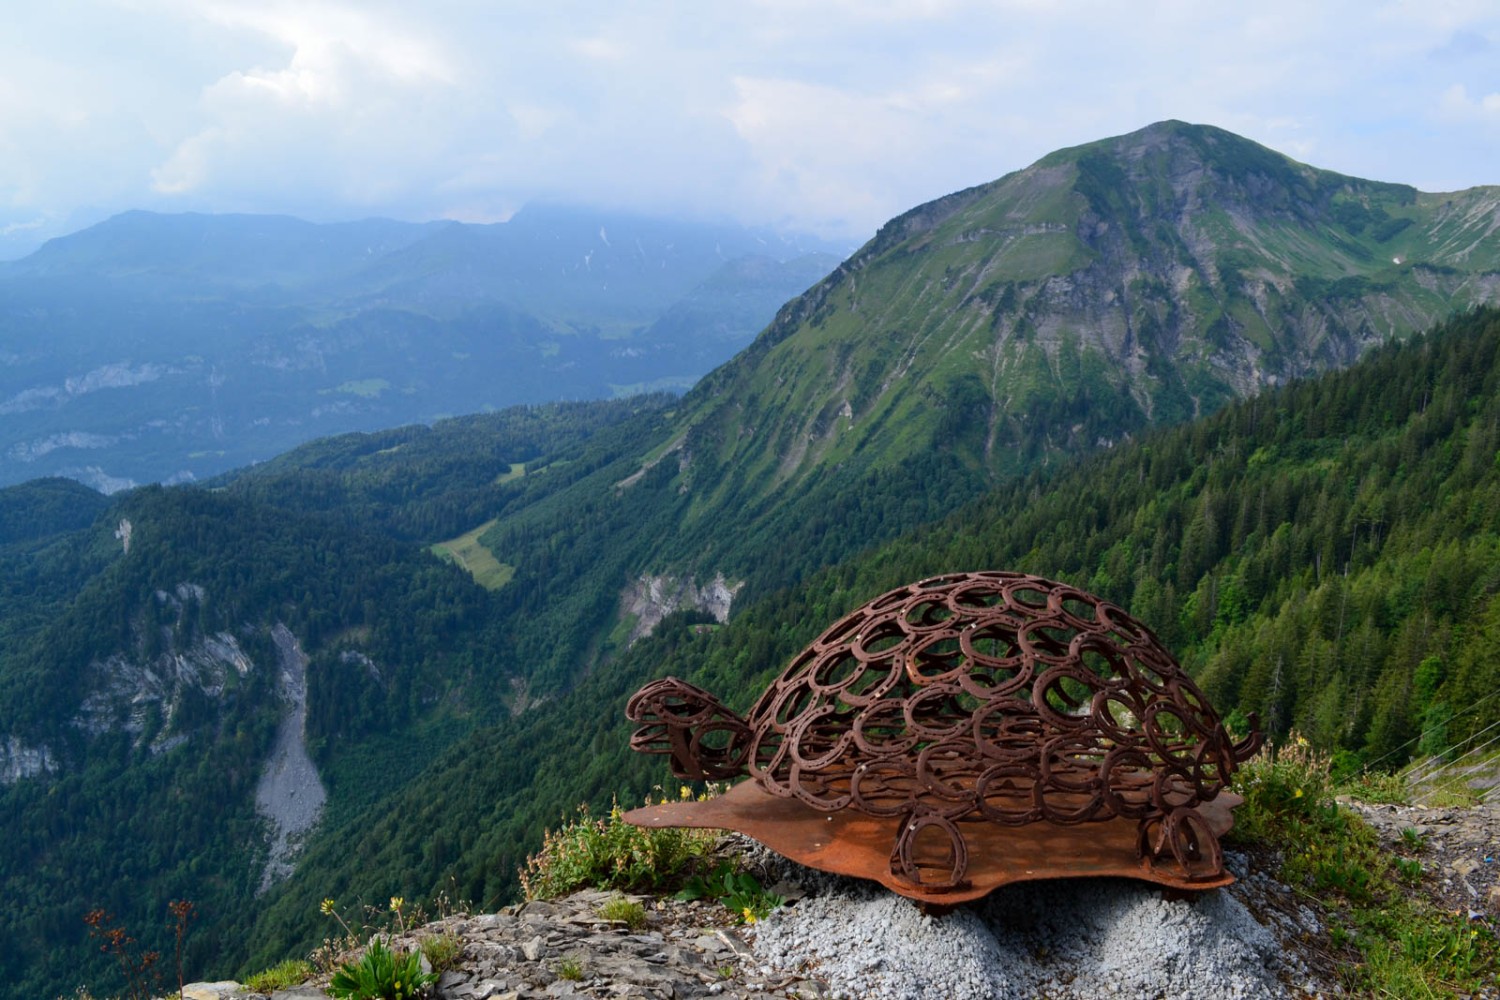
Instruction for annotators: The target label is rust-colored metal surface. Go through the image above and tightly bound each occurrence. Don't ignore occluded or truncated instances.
[625,571,1261,901]
[624,781,1239,904]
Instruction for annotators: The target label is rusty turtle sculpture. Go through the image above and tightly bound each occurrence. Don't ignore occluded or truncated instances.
[626,571,1261,895]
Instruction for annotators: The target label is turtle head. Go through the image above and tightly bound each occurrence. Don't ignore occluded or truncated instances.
[626,677,752,781]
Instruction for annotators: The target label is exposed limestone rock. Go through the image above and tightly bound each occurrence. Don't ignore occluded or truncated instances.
[0,736,57,784]
[255,624,326,894]
[622,573,741,645]
[115,517,133,553]
[339,648,383,684]
[71,626,254,744]
[275,889,821,1000]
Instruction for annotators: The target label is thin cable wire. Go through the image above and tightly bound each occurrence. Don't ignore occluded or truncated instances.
[1359,686,1500,774]
[1403,716,1500,783]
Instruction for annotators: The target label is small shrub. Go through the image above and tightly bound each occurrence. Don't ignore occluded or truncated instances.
[1393,858,1423,884]
[597,895,648,930]
[556,956,585,981]
[1399,827,1426,852]
[520,797,716,899]
[418,931,463,975]
[244,958,315,992]
[1231,733,1332,842]
[327,937,436,1000]
[83,909,161,1000]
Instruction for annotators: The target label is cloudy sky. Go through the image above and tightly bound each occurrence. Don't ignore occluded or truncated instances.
[2,0,1497,258]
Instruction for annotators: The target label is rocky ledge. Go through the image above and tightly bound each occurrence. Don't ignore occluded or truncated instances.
[1347,798,1500,917]
[182,886,823,1000]
[176,806,1500,1000]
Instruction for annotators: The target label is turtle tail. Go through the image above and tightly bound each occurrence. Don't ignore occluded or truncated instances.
[626,677,752,781]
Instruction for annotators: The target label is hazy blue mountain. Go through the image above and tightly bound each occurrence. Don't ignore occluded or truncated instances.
[0,206,845,491]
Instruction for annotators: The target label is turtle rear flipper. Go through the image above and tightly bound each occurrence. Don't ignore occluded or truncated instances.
[1137,807,1224,882]
[890,811,971,893]
[626,677,752,780]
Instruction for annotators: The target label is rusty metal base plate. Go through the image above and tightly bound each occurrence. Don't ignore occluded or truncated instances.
[624,780,1240,904]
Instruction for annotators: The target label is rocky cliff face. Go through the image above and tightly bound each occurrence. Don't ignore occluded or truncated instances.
[622,572,742,644]
[69,583,254,751]
[2,575,330,888]
[0,736,57,784]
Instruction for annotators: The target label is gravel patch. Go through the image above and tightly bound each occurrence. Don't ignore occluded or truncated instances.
[752,871,1292,999]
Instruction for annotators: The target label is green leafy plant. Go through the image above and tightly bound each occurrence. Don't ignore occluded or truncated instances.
[676,861,784,924]
[313,895,439,976]
[244,959,315,992]
[1399,826,1426,852]
[1231,734,1332,842]
[327,937,436,1000]
[519,796,716,899]
[556,956,585,981]
[597,895,648,930]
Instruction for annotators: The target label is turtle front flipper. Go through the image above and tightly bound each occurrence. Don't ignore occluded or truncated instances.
[626,677,753,781]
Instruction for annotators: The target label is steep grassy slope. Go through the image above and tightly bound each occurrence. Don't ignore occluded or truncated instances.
[674,121,1500,510]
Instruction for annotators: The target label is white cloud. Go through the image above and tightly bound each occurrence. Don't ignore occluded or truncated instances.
[148,1,460,205]
[1439,83,1500,120]
[0,0,1498,251]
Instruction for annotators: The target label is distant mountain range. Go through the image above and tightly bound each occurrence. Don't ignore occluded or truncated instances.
[0,205,845,490]
[2,122,1499,996]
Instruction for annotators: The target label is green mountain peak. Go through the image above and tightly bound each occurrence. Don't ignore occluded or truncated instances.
[672,121,1500,514]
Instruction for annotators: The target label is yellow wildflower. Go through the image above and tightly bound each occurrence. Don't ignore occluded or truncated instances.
[319,898,336,915]
[390,896,404,912]
[680,785,692,801]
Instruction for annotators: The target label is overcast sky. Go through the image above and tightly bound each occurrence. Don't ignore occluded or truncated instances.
[2,0,1497,258]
